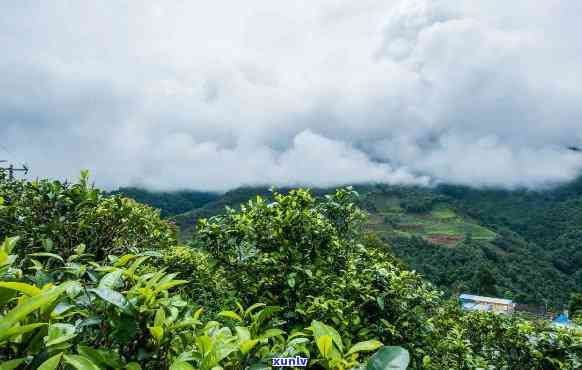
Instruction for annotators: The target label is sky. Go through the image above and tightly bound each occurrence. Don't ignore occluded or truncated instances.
[1,0,582,192]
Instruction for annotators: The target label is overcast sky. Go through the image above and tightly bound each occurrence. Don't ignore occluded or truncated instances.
[1,0,582,192]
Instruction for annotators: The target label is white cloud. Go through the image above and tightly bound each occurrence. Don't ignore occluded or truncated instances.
[1,0,581,191]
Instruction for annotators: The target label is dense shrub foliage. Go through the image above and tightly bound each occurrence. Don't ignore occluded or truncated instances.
[1,173,581,369]
[0,171,176,260]
[0,237,402,369]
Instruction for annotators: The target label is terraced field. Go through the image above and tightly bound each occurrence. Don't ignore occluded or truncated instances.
[365,194,497,246]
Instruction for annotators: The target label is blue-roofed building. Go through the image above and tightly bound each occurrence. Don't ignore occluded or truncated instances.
[552,313,572,327]
[459,293,515,314]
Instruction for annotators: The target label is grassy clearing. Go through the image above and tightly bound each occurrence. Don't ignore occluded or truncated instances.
[430,206,458,220]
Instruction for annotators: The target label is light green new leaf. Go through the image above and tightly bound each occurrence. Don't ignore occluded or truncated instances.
[38,352,63,370]
[235,326,251,341]
[169,361,196,370]
[244,303,266,318]
[218,310,242,322]
[0,358,26,370]
[346,340,383,357]
[29,253,64,263]
[316,335,333,359]
[1,237,19,255]
[240,339,259,354]
[311,320,344,354]
[259,328,285,339]
[113,254,136,267]
[154,307,166,327]
[155,279,189,292]
[0,323,47,341]
[0,286,64,332]
[148,325,164,342]
[0,282,41,296]
[126,362,142,370]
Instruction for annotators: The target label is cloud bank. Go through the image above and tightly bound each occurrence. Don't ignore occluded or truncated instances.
[1,0,581,191]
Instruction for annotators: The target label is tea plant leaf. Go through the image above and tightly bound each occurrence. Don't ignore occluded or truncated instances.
[38,352,63,370]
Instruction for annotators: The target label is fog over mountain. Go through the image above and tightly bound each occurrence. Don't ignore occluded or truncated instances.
[1,0,582,191]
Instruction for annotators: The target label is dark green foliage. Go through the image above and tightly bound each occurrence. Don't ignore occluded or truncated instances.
[108,187,219,218]
[472,265,497,296]
[569,293,582,319]
[0,171,177,260]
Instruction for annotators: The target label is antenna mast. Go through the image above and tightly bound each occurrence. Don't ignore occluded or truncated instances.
[0,161,29,180]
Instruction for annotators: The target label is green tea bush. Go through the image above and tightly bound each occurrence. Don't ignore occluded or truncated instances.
[0,171,176,260]
[160,245,234,314]
[0,237,405,369]
[194,187,582,369]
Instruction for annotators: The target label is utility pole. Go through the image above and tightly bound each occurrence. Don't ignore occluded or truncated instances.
[0,161,28,179]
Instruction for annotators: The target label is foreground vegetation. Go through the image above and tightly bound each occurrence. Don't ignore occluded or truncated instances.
[1,172,582,368]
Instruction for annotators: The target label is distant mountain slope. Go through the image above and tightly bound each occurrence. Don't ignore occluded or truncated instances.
[127,179,582,308]
[107,187,219,218]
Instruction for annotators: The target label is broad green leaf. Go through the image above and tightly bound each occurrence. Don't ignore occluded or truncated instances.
[0,358,26,370]
[218,310,242,322]
[154,307,166,327]
[41,239,54,252]
[169,361,195,370]
[0,323,47,341]
[244,303,266,318]
[235,326,251,341]
[89,287,131,313]
[366,346,410,370]
[247,362,271,370]
[29,253,64,263]
[311,320,344,354]
[113,254,136,267]
[0,286,64,332]
[193,307,204,321]
[316,335,333,359]
[98,269,124,289]
[38,353,63,370]
[346,340,383,356]
[63,354,100,370]
[196,335,213,355]
[259,328,285,339]
[155,279,189,291]
[77,345,124,368]
[0,282,41,296]
[126,256,150,277]
[45,323,77,346]
[1,237,19,255]
[148,325,164,342]
[126,363,142,370]
[287,274,296,288]
[240,339,259,354]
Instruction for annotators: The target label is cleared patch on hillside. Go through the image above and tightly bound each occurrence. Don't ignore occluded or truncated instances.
[364,193,497,246]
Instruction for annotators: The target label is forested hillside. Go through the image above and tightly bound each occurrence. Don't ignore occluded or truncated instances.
[117,179,582,308]
[2,172,582,369]
[108,187,219,218]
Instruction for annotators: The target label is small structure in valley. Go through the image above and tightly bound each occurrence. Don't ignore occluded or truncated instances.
[459,293,515,314]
